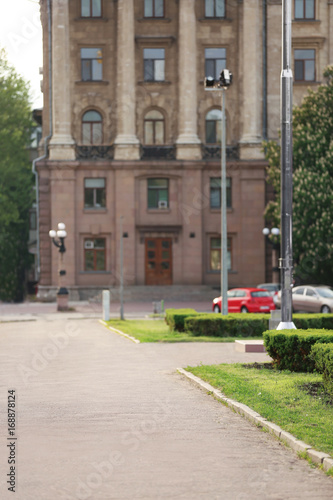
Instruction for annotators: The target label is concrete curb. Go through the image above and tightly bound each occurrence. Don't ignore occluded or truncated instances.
[177,367,333,474]
[99,320,140,344]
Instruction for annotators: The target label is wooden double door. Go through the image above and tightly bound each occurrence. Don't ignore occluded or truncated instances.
[145,237,172,285]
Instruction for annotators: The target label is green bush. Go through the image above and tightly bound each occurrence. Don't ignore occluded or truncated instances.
[311,343,333,396]
[165,308,198,332]
[293,314,333,330]
[263,329,333,372]
[185,313,270,337]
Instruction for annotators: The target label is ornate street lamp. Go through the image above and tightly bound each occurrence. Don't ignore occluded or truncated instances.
[49,222,69,311]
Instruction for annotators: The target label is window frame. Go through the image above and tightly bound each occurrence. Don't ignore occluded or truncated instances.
[147,178,169,209]
[144,0,165,18]
[82,110,103,145]
[143,48,165,82]
[294,49,316,82]
[205,0,226,19]
[294,0,315,20]
[81,48,103,82]
[205,108,222,144]
[84,238,106,271]
[209,236,232,272]
[144,110,165,144]
[84,178,106,209]
[210,177,232,209]
[81,0,102,18]
[205,47,226,80]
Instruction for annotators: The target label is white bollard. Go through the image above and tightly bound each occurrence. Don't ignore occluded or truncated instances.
[102,290,110,321]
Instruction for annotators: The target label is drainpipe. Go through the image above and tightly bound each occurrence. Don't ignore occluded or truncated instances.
[262,0,267,140]
[32,0,52,282]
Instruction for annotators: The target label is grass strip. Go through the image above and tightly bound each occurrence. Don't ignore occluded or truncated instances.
[187,363,333,457]
[105,319,258,343]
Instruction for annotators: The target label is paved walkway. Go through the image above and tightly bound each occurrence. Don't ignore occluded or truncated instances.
[0,313,332,499]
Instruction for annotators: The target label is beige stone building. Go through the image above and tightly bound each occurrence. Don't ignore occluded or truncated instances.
[36,0,333,300]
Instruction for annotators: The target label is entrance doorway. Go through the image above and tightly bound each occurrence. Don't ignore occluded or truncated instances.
[145,237,172,285]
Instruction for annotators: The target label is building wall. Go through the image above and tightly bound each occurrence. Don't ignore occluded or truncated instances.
[37,0,332,297]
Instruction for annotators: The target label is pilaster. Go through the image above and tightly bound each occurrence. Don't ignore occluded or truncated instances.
[114,0,140,160]
[49,0,75,160]
[239,0,264,160]
[176,0,201,160]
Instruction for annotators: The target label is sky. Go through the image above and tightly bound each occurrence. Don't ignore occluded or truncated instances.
[0,0,43,109]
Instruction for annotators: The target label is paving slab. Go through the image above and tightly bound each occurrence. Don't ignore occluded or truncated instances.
[0,315,332,499]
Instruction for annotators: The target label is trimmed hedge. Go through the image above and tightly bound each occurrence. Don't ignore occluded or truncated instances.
[294,313,333,330]
[184,314,270,337]
[311,343,333,396]
[263,329,333,372]
[165,308,198,332]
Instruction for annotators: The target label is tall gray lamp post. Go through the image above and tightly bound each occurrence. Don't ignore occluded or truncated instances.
[205,69,233,315]
[278,0,296,329]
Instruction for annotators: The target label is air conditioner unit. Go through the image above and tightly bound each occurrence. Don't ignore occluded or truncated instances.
[84,240,94,249]
[158,200,168,209]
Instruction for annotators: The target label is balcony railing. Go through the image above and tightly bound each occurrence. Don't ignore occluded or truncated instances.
[76,145,114,160]
[202,144,239,160]
[141,145,176,160]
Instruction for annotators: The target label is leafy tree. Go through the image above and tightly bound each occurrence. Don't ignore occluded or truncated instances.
[264,66,333,285]
[0,49,33,301]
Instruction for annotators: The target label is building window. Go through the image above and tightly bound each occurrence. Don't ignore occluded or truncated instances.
[294,49,315,81]
[84,238,106,271]
[84,178,106,209]
[144,48,165,81]
[210,237,231,271]
[81,0,102,17]
[144,110,165,144]
[205,48,226,80]
[206,109,222,144]
[210,178,232,209]
[144,0,164,17]
[205,0,225,18]
[148,178,169,209]
[81,48,103,81]
[29,210,37,230]
[82,110,103,144]
[294,0,315,19]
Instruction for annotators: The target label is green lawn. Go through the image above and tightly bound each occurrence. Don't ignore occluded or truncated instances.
[105,319,255,343]
[187,363,333,459]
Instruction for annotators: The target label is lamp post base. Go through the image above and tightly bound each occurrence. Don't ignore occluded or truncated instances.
[276,321,296,330]
[57,288,69,312]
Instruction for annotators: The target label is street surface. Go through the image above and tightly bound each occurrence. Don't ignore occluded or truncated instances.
[0,305,332,499]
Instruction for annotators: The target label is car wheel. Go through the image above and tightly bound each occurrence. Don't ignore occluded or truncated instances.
[240,306,248,313]
[213,305,220,313]
[321,305,331,314]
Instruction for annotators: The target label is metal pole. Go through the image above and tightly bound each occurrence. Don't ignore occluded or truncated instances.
[221,88,228,315]
[120,216,124,320]
[278,0,296,329]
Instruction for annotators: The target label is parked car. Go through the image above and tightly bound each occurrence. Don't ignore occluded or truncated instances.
[275,285,333,313]
[257,283,281,304]
[212,288,276,314]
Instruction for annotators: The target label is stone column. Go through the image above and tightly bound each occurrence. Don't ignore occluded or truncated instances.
[176,0,201,160]
[329,1,333,64]
[49,0,75,160]
[114,0,140,160]
[239,0,263,160]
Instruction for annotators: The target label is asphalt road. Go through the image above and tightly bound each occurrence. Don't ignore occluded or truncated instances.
[0,315,332,499]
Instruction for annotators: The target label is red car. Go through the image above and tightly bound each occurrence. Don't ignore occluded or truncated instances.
[212,288,276,313]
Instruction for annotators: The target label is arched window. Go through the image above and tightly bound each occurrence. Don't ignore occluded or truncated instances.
[205,109,222,144]
[82,110,103,145]
[144,110,165,145]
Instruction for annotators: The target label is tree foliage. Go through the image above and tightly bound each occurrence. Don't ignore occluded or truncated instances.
[0,49,33,301]
[264,66,333,285]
